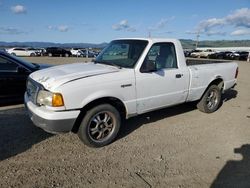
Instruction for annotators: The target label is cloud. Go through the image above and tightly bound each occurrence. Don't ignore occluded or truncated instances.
[58,25,69,32]
[198,18,225,32]
[11,5,26,14]
[47,25,69,32]
[149,17,174,31]
[206,30,226,36]
[190,8,250,37]
[185,30,200,35]
[0,27,26,35]
[231,29,250,36]
[185,29,225,36]
[197,8,250,32]
[226,8,250,28]
[112,20,136,32]
[157,31,173,34]
[48,25,54,30]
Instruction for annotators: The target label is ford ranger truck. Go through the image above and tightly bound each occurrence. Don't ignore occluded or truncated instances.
[25,38,238,147]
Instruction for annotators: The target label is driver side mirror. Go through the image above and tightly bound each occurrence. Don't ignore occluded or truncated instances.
[140,60,157,73]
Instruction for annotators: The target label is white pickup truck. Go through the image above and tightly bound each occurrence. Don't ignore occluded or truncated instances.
[25,38,238,147]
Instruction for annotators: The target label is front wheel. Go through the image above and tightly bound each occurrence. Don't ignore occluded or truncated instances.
[77,104,121,147]
[197,85,221,113]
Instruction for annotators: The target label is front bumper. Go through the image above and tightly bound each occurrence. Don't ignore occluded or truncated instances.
[25,93,80,134]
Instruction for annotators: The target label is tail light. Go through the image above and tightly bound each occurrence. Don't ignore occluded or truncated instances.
[235,67,239,78]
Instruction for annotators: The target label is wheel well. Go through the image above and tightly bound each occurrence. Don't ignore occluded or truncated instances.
[199,78,224,100]
[209,78,224,90]
[71,97,127,133]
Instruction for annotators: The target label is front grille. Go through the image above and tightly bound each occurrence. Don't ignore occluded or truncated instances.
[26,79,39,104]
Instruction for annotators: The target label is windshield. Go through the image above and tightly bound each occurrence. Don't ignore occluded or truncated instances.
[95,40,148,68]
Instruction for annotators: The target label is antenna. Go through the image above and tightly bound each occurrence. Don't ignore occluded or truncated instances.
[195,30,200,49]
[148,31,151,38]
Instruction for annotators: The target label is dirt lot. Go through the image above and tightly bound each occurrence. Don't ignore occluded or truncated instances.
[0,57,250,188]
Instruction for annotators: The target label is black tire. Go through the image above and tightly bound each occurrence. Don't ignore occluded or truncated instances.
[48,53,53,57]
[65,53,69,57]
[197,85,221,113]
[30,53,35,57]
[11,53,16,56]
[77,104,121,147]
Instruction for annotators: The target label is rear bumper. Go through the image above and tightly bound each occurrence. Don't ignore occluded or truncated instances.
[25,93,80,134]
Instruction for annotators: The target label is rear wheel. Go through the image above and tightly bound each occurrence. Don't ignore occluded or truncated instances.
[197,85,221,113]
[30,53,35,57]
[11,53,16,56]
[65,53,69,57]
[48,53,53,57]
[77,104,121,147]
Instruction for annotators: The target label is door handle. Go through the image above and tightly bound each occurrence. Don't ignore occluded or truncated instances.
[176,74,183,78]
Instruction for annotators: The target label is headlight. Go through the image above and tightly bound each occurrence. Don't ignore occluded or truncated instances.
[37,90,64,107]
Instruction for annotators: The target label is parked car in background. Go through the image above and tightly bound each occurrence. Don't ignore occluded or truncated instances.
[45,47,72,57]
[199,49,215,58]
[27,47,42,56]
[208,51,233,59]
[0,51,50,103]
[82,49,98,58]
[184,50,192,57]
[6,47,37,57]
[190,50,203,58]
[230,51,249,60]
[72,49,98,58]
[70,48,85,57]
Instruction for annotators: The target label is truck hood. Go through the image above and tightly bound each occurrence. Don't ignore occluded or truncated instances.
[29,62,119,90]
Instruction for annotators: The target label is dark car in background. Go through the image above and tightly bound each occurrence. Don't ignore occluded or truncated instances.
[45,47,72,57]
[208,51,233,59]
[0,51,50,104]
[230,51,249,60]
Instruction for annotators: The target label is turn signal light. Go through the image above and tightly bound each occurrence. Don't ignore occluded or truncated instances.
[52,93,64,107]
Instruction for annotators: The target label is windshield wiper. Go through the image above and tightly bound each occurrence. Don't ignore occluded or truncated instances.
[94,60,122,69]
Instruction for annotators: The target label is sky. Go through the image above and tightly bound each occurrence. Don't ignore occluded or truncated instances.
[0,0,250,43]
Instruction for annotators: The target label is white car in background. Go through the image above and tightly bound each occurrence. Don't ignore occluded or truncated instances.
[190,50,203,58]
[6,47,37,57]
[199,49,216,58]
[70,48,85,57]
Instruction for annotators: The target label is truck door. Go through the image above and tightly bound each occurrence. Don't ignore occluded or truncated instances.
[135,42,190,113]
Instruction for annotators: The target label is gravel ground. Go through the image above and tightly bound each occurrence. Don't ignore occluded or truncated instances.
[0,57,250,188]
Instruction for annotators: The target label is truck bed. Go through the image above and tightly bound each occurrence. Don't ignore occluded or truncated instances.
[186,58,232,66]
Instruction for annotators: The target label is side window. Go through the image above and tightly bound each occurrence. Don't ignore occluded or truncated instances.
[141,43,177,71]
[0,56,18,72]
[15,48,24,51]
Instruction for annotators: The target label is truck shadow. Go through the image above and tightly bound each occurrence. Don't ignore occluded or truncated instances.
[118,89,238,140]
[210,144,250,188]
[0,107,52,161]
[118,102,197,140]
[222,89,238,102]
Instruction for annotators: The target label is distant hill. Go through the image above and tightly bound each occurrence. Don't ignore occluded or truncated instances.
[0,41,108,49]
[1,39,250,50]
[180,39,250,49]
